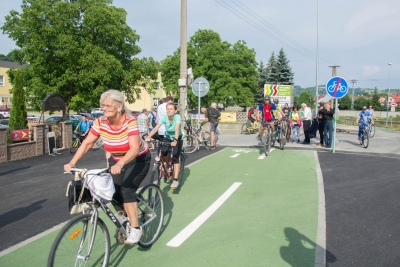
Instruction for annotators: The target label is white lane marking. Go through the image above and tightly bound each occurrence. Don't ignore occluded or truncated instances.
[314,151,327,266]
[167,182,242,247]
[257,148,275,159]
[230,154,240,158]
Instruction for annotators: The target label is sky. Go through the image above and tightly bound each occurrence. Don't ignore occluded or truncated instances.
[0,0,399,90]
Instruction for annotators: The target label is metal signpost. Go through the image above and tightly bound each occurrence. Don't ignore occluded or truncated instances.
[326,76,348,153]
[192,77,209,128]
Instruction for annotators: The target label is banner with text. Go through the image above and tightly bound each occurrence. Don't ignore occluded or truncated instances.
[264,84,293,107]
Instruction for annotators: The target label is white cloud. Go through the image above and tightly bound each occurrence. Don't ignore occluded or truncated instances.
[362,66,381,76]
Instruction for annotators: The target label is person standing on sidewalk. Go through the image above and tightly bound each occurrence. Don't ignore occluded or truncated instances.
[290,105,301,143]
[322,102,335,148]
[137,109,148,140]
[300,103,312,144]
[316,102,325,147]
[201,103,220,150]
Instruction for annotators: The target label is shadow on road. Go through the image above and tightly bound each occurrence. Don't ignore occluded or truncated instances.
[280,227,337,267]
[0,166,31,176]
[0,199,47,228]
[338,139,361,147]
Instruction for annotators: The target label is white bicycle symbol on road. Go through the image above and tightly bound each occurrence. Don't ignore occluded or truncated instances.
[327,81,347,93]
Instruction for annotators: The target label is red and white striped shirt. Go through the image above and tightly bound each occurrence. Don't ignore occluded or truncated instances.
[90,115,148,161]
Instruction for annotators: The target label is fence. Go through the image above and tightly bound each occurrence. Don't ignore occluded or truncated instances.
[0,122,73,163]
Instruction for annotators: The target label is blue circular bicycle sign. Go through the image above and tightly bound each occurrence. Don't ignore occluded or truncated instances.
[326,76,348,99]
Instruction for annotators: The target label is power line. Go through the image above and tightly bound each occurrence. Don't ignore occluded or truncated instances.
[214,0,385,83]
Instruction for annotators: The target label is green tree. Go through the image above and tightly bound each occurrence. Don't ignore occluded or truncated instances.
[295,90,315,109]
[354,97,370,110]
[338,94,351,110]
[265,52,277,84]
[255,61,267,103]
[276,48,294,85]
[0,52,16,62]
[160,29,258,108]
[8,69,27,130]
[371,87,381,111]
[2,0,157,113]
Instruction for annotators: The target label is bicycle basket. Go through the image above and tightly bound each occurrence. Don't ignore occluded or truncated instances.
[84,169,115,203]
[66,179,91,214]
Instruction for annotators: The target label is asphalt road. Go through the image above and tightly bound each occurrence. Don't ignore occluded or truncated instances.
[1,126,399,266]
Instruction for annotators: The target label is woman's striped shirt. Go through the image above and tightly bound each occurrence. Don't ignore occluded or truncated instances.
[90,115,148,161]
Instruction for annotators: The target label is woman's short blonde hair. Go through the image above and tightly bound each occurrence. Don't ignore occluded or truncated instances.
[100,89,131,116]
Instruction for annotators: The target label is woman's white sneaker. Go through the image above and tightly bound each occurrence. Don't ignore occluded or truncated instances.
[124,225,142,245]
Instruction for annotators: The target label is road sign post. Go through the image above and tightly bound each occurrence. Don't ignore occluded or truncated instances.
[192,77,210,128]
[326,76,348,153]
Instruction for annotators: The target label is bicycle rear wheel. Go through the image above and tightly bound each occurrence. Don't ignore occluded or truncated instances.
[47,213,110,267]
[362,129,369,148]
[69,139,80,154]
[182,134,198,154]
[369,125,375,138]
[137,184,164,248]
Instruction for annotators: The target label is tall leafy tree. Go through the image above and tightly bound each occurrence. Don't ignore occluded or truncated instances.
[371,87,381,111]
[2,0,157,113]
[354,97,370,110]
[8,69,27,130]
[295,90,315,109]
[255,61,267,103]
[338,94,351,110]
[0,52,16,62]
[276,48,294,85]
[160,29,258,108]
[265,52,277,84]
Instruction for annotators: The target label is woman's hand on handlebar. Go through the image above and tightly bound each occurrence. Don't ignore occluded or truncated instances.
[145,136,151,142]
[110,162,124,175]
[64,163,75,172]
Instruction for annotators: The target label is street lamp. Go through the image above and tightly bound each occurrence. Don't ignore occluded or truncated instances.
[385,63,392,127]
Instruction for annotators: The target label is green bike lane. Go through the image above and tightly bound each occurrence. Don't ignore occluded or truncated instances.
[0,148,321,267]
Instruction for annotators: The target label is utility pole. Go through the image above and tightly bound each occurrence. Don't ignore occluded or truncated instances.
[315,0,319,116]
[328,65,340,106]
[350,79,357,110]
[179,0,187,127]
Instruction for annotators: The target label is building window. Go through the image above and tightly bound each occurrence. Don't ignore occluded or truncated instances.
[0,75,3,86]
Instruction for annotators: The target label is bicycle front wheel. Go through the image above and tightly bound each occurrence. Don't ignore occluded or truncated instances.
[69,139,80,154]
[263,129,271,156]
[182,134,198,154]
[48,213,110,267]
[241,123,250,134]
[279,128,285,150]
[92,138,103,151]
[363,130,369,148]
[176,152,186,189]
[137,184,164,248]
[369,125,375,138]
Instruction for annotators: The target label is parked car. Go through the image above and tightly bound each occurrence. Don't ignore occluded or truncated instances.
[27,115,40,121]
[0,108,10,119]
[0,119,9,129]
[91,108,103,114]
[91,112,104,119]
[131,111,140,118]
[46,115,81,130]
[79,113,94,125]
